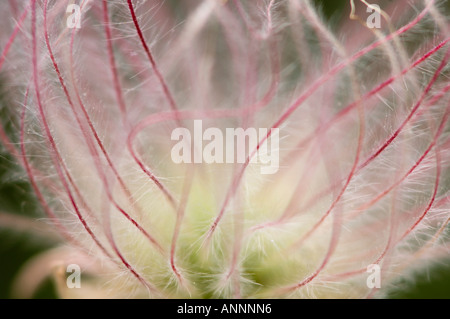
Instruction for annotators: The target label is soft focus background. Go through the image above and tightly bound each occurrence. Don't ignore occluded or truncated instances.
[0,0,449,299]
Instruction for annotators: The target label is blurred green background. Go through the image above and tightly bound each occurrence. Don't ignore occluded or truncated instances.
[0,0,449,299]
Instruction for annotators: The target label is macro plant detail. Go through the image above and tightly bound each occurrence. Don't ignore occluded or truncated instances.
[0,0,449,298]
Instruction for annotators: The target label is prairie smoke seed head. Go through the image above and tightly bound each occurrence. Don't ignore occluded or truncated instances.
[0,0,449,298]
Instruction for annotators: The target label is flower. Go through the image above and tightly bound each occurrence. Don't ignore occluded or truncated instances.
[0,0,449,298]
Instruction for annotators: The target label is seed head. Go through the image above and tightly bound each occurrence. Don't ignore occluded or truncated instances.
[0,0,449,298]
